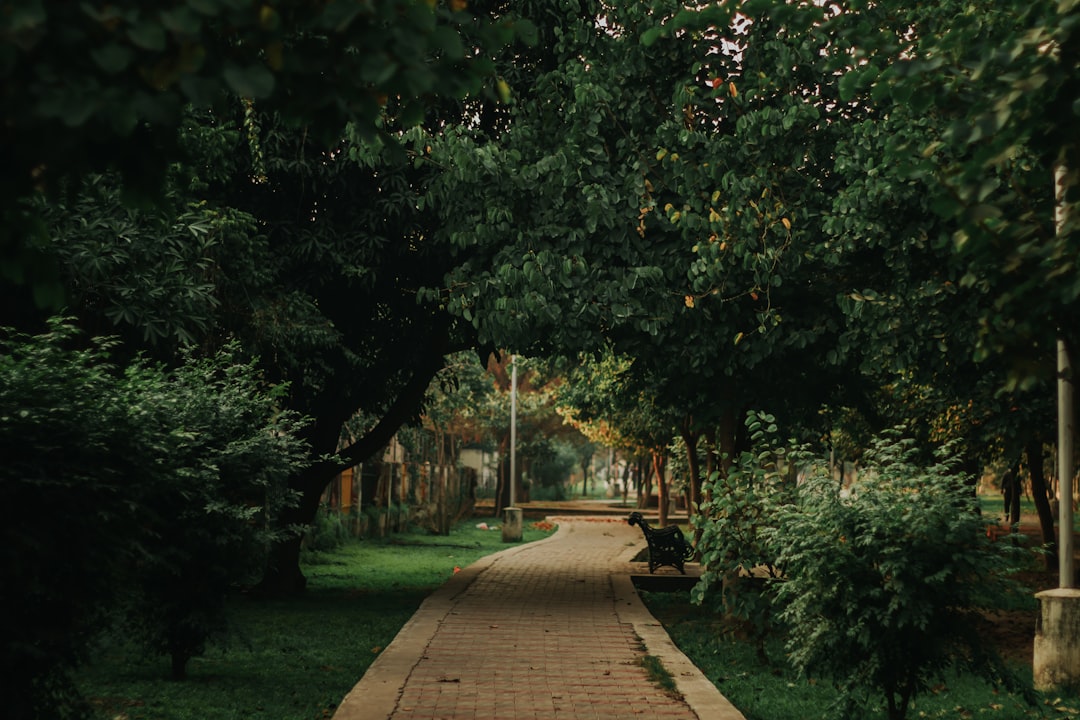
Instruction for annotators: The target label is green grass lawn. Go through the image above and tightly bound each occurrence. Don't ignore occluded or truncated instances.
[978,492,1080,533]
[640,590,1080,720]
[77,517,556,720]
[979,493,1039,522]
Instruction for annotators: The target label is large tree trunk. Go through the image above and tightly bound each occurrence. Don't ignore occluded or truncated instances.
[1027,440,1058,572]
[258,463,327,595]
[257,342,449,597]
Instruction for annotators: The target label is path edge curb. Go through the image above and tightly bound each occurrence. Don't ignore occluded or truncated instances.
[612,542,747,720]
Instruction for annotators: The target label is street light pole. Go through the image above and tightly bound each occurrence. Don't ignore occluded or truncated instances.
[510,354,517,509]
[502,354,523,542]
[1056,161,1075,588]
[1058,338,1074,588]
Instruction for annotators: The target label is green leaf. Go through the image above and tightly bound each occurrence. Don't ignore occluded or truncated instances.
[742,0,774,17]
[430,25,465,58]
[871,77,892,103]
[223,62,276,99]
[178,74,219,106]
[8,0,46,32]
[968,203,1003,223]
[514,18,539,46]
[400,100,425,127]
[160,6,203,35]
[640,26,663,47]
[496,78,512,104]
[320,1,366,32]
[91,44,134,74]
[128,20,167,51]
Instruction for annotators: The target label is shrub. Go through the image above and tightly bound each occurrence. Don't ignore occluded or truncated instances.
[304,507,350,553]
[769,430,1031,720]
[109,345,308,681]
[692,411,811,656]
[1,321,148,720]
[1,321,307,717]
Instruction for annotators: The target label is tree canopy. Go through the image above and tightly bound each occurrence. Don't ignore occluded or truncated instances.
[7,0,1080,716]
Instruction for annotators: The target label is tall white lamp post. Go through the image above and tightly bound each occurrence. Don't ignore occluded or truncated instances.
[503,354,523,542]
[1034,160,1080,690]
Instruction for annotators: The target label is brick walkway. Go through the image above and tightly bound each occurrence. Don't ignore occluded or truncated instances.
[333,517,744,720]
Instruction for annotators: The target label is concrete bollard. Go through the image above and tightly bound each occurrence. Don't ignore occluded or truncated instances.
[1034,588,1080,693]
[501,507,523,543]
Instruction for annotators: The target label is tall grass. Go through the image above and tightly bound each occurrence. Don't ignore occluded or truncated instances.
[78,517,555,720]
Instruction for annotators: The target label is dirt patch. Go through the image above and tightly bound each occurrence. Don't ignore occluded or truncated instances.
[981,608,1039,666]
[980,568,1059,668]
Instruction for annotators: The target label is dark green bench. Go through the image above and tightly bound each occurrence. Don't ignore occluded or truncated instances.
[627,512,694,574]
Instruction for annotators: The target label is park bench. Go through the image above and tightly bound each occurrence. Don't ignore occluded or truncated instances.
[627,511,695,574]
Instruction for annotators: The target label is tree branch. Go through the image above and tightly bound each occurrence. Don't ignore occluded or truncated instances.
[323,324,452,479]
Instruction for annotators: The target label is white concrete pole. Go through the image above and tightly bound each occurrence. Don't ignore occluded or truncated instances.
[502,354,522,542]
[1059,338,1074,588]
[510,354,517,508]
[1032,156,1080,693]
[1056,161,1075,588]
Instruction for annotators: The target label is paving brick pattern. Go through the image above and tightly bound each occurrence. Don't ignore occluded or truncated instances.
[333,517,734,720]
[390,519,696,719]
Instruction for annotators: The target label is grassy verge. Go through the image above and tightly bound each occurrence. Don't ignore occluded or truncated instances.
[78,517,556,720]
[639,590,1080,720]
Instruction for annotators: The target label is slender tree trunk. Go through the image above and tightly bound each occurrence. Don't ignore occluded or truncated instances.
[654,452,669,527]
[620,454,630,505]
[494,440,510,517]
[1004,462,1022,528]
[637,456,651,509]
[703,426,718,502]
[581,450,593,497]
[681,419,701,516]
[1009,479,1022,526]
[717,407,738,477]
[1028,440,1058,571]
[495,440,504,516]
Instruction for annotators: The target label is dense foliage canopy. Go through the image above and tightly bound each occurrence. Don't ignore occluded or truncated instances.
[4,0,1079,717]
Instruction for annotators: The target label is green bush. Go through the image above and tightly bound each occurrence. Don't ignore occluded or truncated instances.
[114,346,307,682]
[529,438,579,490]
[692,411,806,655]
[770,430,1032,720]
[304,507,350,553]
[1,322,139,720]
[362,504,388,537]
[1,321,306,718]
